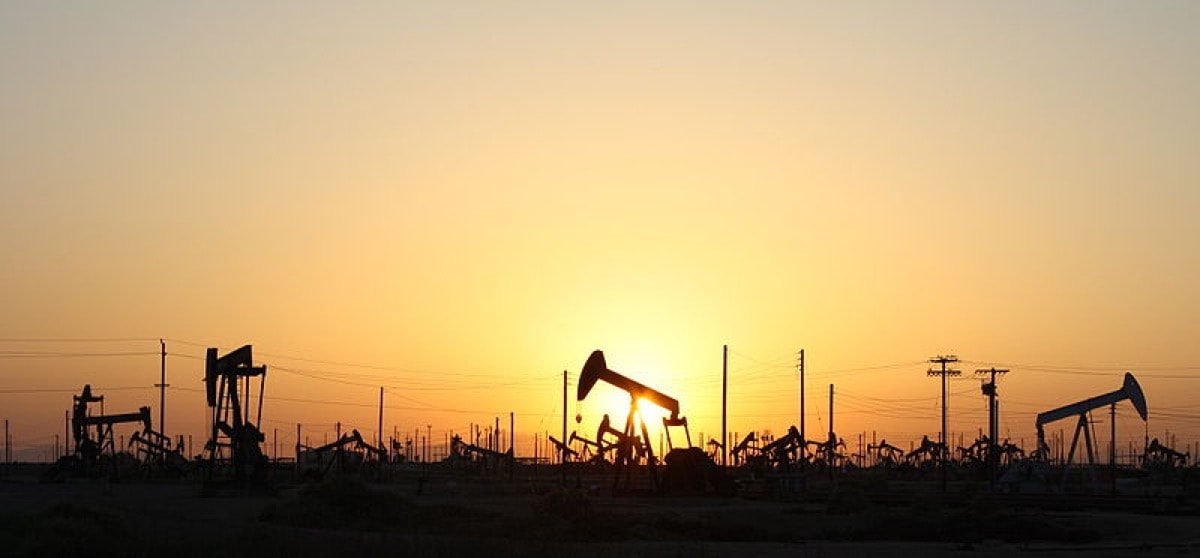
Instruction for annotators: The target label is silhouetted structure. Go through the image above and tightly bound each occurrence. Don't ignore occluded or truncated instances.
[297,428,386,481]
[577,350,726,495]
[43,385,154,482]
[204,345,269,486]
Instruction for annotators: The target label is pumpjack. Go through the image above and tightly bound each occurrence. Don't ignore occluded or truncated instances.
[204,345,269,485]
[43,385,153,482]
[730,432,758,466]
[448,434,513,474]
[867,439,905,468]
[754,426,803,470]
[1144,438,1188,469]
[546,435,578,462]
[568,430,608,464]
[577,350,726,495]
[128,428,188,478]
[297,429,387,480]
[1035,372,1147,467]
[907,435,947,468]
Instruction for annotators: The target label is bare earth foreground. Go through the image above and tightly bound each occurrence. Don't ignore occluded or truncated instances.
[1,468,1198,558]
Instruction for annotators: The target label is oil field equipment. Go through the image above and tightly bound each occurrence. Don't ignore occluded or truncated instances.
[448,434,513,474]
[1035,372,1147,467]
[43,385,153,482]
[546,435,578,462]
[568,430,608,464]
[128,427,188,478]
[867,439,905,468]
[297,428,387,481]
[1143,437,1188,469]
[730,432,758,466]
[204,344,269,485]
[577,350,726,495]
[755,425,803,470]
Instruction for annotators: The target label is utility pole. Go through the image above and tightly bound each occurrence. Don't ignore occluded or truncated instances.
[1110,403,1118,493]
[928,355,960,493]
[798,349,806,447]
[722,344,728,467]
[155,339,168,436]
[828,384,834,437]
[561,369,567,484]
[828,383,835,483]
[378,387,384,450]
[974,366,1008,488]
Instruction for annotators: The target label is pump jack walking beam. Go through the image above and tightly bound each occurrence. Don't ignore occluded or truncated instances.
[1035,372,1147,465]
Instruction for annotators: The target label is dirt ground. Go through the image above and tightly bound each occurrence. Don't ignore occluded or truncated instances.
[1,467,1198,557]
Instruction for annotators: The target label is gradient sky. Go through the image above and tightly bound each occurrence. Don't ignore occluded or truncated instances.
[2,2,1198,461]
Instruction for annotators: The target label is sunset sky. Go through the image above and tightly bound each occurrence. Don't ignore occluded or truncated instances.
[2,2,1198,462]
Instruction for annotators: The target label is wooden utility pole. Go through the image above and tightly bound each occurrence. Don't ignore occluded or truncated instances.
[722,344,728,467]
[828,384,836,483]
[799,349,806,445]
[1110,403,1117,493]
[828,383,834,436]
[928,355,961,493]
[561,369,567,484]
[378,387,384,450]
[974,366,1008,488]
[155,339,168,436]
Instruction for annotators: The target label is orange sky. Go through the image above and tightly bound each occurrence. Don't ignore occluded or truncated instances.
[2,3,1199,462]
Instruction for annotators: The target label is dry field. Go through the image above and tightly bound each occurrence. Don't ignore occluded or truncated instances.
[1,466,1198,557]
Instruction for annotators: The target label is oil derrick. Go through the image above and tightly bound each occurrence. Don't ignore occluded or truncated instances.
[43,385,152,482]
[204,345,268,486]
[576,350,727,496]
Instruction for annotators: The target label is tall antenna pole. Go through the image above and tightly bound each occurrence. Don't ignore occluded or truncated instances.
[928,355,961,492]
[721,344,728,467]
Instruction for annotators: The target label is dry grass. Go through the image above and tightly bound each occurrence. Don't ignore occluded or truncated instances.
[1,472,1197,557]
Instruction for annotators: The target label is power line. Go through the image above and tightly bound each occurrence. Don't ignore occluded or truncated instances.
[0,337,157,343]
[0,386,150,394]
[0,351,159,358]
